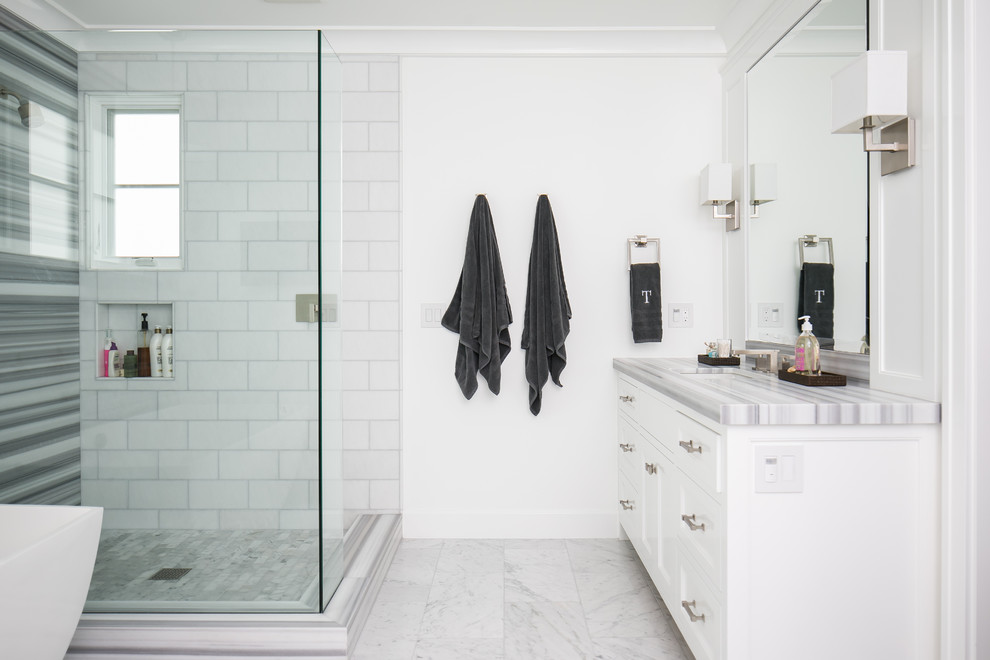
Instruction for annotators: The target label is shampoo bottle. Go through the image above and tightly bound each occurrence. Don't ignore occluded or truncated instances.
[795,315,821,376]
[102,330,113,377]
[150,325,164,378]
[137,313,151,377]
[162,326,173,378]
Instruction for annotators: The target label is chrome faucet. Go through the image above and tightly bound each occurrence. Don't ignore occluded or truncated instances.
[732,349,780,374]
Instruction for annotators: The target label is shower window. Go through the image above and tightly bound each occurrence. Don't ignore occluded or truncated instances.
[86,94,182,269]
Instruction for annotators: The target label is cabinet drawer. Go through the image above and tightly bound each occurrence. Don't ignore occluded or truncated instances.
[677,474,722,587]
[617,417,644,486]
[617,377,676,453]
[673,411,722,496]
[617,471,641,552]
[676,554,723,660]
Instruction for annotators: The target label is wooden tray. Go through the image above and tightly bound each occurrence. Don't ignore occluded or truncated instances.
[697,355,741,366]
[777,369,846,387]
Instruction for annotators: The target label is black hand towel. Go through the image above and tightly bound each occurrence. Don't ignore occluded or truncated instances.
[630,262,662,343]
[797,262,834,339]
[521,194,571,416]
[441,195,513,399]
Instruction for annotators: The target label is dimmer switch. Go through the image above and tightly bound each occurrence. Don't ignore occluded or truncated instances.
[754,445,803,493]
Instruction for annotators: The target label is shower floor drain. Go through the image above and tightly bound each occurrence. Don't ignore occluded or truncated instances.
[148,568,191,581]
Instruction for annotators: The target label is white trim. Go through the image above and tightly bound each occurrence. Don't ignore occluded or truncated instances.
[84,93,184,271]
[401,511,618,539]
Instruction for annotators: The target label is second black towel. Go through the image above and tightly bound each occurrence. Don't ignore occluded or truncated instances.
[521,194,572,416]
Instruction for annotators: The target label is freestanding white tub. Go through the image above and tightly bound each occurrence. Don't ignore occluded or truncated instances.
[0,504,103,660]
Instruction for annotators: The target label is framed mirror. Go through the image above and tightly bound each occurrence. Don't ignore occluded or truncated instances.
[746,0,868,355]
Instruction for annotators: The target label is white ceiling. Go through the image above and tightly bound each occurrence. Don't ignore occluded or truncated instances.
[39,0,741,30]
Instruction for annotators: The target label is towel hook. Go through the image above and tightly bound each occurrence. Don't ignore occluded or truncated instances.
[627,235,661,270]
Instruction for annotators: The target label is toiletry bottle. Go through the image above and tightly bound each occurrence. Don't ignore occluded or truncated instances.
[150,325,164,378]
[162,326,173,378]
[102,330,113,378]
[106,336,120,379]
[123,350,137,378]
[137,313,151,377]
[795,315,821,375]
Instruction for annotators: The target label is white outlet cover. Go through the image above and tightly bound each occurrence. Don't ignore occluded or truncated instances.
[421,303,445,328]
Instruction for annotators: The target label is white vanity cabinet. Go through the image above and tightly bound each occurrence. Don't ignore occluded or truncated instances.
[615,369,940,660]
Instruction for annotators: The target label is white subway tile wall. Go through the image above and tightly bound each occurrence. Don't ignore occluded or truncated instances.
[78,52,400,532]
[340,56,401,526]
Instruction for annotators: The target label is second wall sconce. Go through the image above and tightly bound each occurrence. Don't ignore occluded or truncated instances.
[830,50,915,176]
[699,163,739,231]
[749,163,777,218]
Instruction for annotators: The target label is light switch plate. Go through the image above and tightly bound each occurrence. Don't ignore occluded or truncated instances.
[421,303,445,328]
[754,445,804,493]
[668,303,693,328]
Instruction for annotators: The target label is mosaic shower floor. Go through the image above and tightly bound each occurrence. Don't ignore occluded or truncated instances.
[85,529,335,613]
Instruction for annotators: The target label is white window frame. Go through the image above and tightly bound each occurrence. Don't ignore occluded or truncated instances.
[86,93,183,270]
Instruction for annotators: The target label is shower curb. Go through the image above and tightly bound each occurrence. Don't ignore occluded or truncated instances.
[65,514,402,659]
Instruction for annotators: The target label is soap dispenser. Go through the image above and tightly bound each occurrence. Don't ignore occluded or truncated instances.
[795,315,821,375]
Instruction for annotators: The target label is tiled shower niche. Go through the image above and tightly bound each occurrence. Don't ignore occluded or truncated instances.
[95,302,175,380]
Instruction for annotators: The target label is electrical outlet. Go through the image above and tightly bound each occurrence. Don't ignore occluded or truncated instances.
[421,303,445,328]
[757,303,783,328]
[668,303,693,328]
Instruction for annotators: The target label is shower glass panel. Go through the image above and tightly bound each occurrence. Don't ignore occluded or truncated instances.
[319,32,344,610]
[47,28,342,614]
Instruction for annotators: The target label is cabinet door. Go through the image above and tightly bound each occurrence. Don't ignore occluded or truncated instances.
[617,418,644,553]
[641,441,677,601]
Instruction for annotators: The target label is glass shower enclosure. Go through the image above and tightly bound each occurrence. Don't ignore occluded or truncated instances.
[46,28,344,614]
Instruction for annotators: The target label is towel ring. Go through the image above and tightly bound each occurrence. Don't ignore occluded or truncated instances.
[799,234,834,265]
[628,235,660,270]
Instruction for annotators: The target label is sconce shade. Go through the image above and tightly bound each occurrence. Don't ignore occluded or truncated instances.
[699,162,733,205]
[831,50,908,134]
[749,163,777,204]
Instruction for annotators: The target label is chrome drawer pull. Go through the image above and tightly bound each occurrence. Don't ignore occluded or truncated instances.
[681,513,706,532]
[678,439,703,454]
[619,443,635,453]
[681,600,706,623]
[644,462,657,475]
[619,394,635,403]
[619,499,634,510]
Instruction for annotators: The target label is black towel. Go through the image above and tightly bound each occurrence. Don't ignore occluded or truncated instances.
[798,262,834,339]
[441,195,512,399]
[521,194,571,416]
[630,263,662,343]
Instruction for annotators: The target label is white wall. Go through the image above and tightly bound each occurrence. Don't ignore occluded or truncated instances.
[401,56,724,538]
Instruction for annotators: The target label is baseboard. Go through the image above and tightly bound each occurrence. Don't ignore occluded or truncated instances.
[402,510,618,539]
[66,514,401,659]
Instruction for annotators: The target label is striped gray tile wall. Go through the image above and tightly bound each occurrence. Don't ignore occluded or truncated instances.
[0,7,81,505]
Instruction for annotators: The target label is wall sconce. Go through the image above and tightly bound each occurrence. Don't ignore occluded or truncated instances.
[699,163,738,231]
[749,163,777,218]
[830,50,914,176]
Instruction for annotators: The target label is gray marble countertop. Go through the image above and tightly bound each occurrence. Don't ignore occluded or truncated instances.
[614,357,941,426]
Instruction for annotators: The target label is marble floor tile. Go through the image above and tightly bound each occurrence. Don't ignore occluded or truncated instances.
[504,600,594,660]
[361,600,428,640]
[575,572,666,638]
[592,635,689,659]
[505,560,580,603]
[504,539,568,551]
[352,635,417,660]
[420,571,504,639]
[375,580,433,603]
[565,539,640,574]
[383,547,442,588]
[435,539,505,574]
[413,637,505,659]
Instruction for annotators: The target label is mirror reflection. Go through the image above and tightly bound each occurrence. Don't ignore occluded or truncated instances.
[747,0,867,353]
